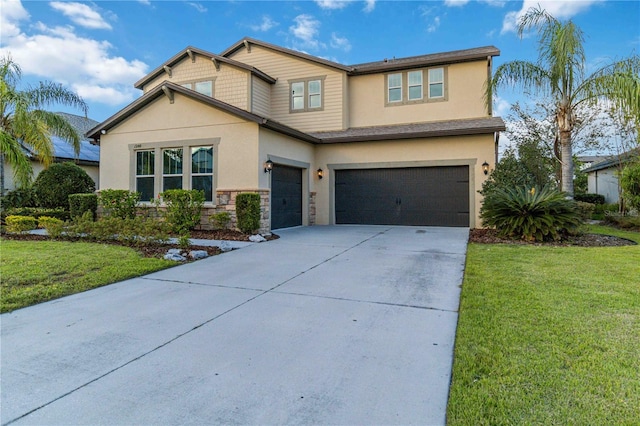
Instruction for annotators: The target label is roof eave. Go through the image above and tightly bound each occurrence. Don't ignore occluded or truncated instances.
[317,125,505,144]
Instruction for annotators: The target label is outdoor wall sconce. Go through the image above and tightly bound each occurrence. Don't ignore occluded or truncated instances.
[264,159,273,173]
[317,168,324,179]
[482,161,490,175]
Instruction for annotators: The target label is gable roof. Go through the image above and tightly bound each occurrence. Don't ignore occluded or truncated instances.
[221,37,500,75]
[86,82,320,144]
[582,148,640,173]
[221,37,353,72]
[134,46,277,90]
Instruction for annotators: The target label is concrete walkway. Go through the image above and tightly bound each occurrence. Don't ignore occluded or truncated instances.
[1,225,469,425]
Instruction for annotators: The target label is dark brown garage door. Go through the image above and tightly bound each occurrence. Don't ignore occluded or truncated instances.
[335,166,469,227]
[271,165,303,229]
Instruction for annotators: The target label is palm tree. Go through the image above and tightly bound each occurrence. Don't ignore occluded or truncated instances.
[0,56,88,192]
[488,6,640,196]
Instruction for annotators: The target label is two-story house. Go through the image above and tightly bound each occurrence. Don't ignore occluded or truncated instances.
[88,38,504,232]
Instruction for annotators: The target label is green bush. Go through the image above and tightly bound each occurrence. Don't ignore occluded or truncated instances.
[1,187,37,209]
[5,215,37,233]
[575,201,595,221]
[620,161,640,211]
[236,193,261,234]
[69,193,97,220]
[574,193,605,205]
[480,186,581,242]
[37,216,65,238]
[3,207,69,221]
[99,189,140,219]
[160,189,205,233]
[66,214,170,246]
[210,211,231,230]
[603,214,640,230]
[33,162,95,209]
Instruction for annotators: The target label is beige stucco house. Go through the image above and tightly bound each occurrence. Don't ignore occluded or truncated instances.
[88,38,504,232]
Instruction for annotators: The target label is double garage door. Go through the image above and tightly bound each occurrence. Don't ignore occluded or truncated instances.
[271,165,470,229]
[335,166,470,227]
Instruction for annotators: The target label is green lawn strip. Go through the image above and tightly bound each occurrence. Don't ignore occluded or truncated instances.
[1,239,175,313]
[448,227,640,425]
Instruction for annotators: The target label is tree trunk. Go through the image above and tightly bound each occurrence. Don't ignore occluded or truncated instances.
[0,153,5,197]
[559,129,574,197]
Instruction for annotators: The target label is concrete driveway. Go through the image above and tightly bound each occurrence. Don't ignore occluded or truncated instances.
[1,225,468,425]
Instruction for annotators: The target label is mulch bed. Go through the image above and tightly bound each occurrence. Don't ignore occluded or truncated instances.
[469,228,636,247]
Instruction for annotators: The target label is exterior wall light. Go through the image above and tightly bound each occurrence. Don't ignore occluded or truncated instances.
[264,159,274,173]
[482,161,490,175]
[317,168,324,179]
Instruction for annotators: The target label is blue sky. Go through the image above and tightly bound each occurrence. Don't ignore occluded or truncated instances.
[1,0,639,125]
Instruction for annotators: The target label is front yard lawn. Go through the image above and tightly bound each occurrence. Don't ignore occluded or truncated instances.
[0,239,174,313]
[447,226,640,425]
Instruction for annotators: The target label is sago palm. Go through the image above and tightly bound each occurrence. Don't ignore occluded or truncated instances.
[488,6,640,197]
[0,56,88,190]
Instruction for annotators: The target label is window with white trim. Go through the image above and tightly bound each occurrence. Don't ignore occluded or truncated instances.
[290,77,324,112]
[428,68,444,99]
[135,150,155,201]
[388,73,402,103]
[162,148,183,191]
[181,80,213,97]
[191,146,214,202]
[408,71,423,101]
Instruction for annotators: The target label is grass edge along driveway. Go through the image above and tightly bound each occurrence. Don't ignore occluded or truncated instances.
[1,239,175,313]
[447,225,640,425]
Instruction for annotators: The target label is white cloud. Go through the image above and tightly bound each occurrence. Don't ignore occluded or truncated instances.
[290,14,321,49]
[419,6,441,34]
[0,2,147,107]
[315,0,350,10]
[138,0,151,5]
[502,0,603,34]
[0,0,29,39]
[187,2,207,13]
[250,15,278,32]
[330,33,351,52]
[444,0,469,6]
[50,2,112,30]
[427,16,441,33]
[363,0,376,13]
[493,95,511,118]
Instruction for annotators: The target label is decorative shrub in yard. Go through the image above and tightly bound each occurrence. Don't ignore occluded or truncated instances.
[5,215,37,233]
[0,187,37,209]
[33,162,95,209]
[575,201,595,221]
[620,161,640,211]
[480,186,581,242]
[236,193,260,234]
[37,216,64,238]
[210,211,231,230]
[159,189,205,233]
[69,193,97,220]
[3,207,69,221]
[65,211,170,246]
[574,193,605,205]
[99,189,140,219]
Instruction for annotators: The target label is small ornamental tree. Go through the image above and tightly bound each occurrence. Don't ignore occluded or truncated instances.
[33,162,95,209]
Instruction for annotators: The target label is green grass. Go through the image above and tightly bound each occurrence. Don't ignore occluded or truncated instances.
[447,226,640,425]
[0,239,175,313]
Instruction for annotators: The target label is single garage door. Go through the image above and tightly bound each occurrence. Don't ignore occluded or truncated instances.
[271,165,303,229]
[335,166,469,227]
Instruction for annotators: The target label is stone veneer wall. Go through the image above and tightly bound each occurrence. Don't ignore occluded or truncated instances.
[309,192,316,226]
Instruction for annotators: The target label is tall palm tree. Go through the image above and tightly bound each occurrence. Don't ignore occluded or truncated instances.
[488,6,640,196]
[0,56,88,192]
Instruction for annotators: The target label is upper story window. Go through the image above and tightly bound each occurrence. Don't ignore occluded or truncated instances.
[385,67,447,106]
[290,77,325,112]
[181,80,214,97]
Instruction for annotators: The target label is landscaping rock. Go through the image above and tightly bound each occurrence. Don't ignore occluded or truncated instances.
[189,250,208,260]
[218,241,233,252]
[167,248,182,255]
[164,252,186,262]
[249,234,266,243]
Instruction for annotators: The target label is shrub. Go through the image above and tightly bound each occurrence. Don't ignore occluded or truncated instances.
[69,193,97,220]
[236,193,261,234]
[480,186,581,242]
[3,207,69,221]
[603,214,640,231]
[99,189,140,219]
[620,161,640,211]
[33,162,95,209]
[593,203,619,220]
[37,216,65,238]
[210,211,231,230]
[66,214,170,245]
[480,149,542,198]
[574,193,605,205]
[5,215,37,233]
[160,189,205,233]
[1,187,37,209]
[575,201,595,221]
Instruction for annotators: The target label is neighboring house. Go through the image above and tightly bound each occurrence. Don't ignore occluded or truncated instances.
[577,155,606,170]
[1,112,100,194]
[583,149,640,204]
[88,38,505,232]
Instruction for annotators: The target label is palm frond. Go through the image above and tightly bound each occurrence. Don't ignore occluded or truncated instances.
[0,129,33,186]
[486,61,551,107]
[25,81,88,116]
[33,110,82,156]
